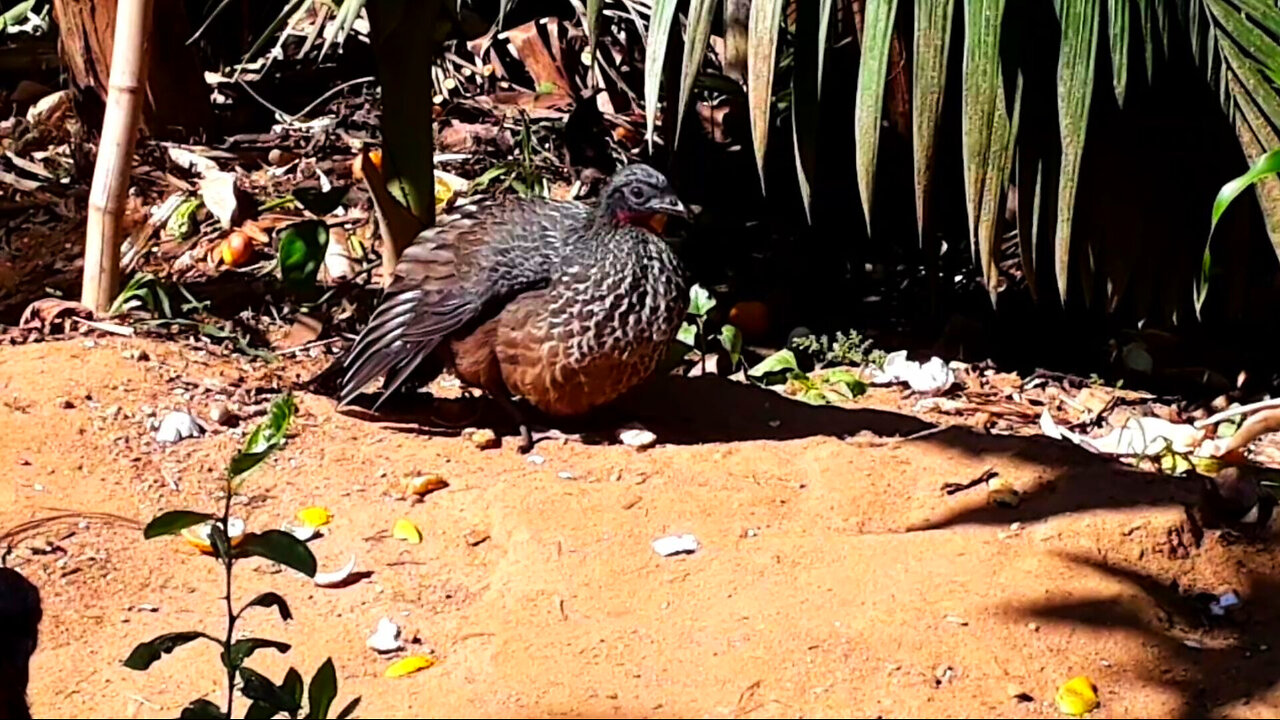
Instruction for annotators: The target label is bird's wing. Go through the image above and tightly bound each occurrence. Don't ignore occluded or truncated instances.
[334,198,587,407]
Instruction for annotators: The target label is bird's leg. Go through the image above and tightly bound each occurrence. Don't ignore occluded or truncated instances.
[490,393,537,453]
[489,394,582,452]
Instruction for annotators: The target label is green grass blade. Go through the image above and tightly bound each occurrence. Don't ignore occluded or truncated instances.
[854,0,902,233]
[977,74,1022,303]
[748,0,787,189]
[242,0,308,66]
[960,0,1008,255]
[643,0,680,149]
[1196,145,1280,316]
[1205,0,1280,84]
[1231,0,1280,37]
[817,0,835,95]
[1213,148,1280,233]
[1155,0,1170,57]
[587,0,603,57]
[1136,0,1154,82]
[913,0,956,242]
[676,0,720,142]
[1053,0,1102,304]
[723,0,752,83]
[1107,0,1130,105]
[792,0,834,220]
[1214,27,1280,129]
[1018,144,1043,299]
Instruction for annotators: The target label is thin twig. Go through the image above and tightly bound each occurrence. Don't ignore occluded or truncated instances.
[235,77,376,123]
[1195,398,1280,428]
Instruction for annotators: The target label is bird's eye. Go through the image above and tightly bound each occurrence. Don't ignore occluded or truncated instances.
[626,185,646,201]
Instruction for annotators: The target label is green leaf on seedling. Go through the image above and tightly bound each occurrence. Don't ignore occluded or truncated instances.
[687,284,716,316]
[224,638,291,669]
[278,220,328,292]
[228,394,297,479]
[306,659,339,720]
[748,349,799,378]
[244,701,277,719]
[143,511,214,539]
[282,668,305,712]
[719,324,743,366]
[242,591,293,622]
[124,631,215,670]
[179,698,226,719]
[240,667,296,712]
[676,321,698,347]
[234,530,318,578]
[335,697,362,719]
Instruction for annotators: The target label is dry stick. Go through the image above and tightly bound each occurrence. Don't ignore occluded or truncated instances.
[1195,397,1280,428]
[83,0,154,314]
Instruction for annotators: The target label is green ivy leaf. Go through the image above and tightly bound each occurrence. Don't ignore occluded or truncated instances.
[718,324,743,367]
[123,631,215,670]
[305,659,338,719]
[676,321,698,347]
[241,592,293,622]
[234,531,318,578]
[278,220,329,292]
[823,369,868,399]
[143,511,214,539]
[178,698,226,719]
[687,284,716,316]
[748,349,799,378]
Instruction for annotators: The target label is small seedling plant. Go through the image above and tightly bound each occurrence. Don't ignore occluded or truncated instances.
[674,284,743,373]
[124,394,359,719]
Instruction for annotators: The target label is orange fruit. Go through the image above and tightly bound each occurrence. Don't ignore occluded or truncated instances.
[352,148,383,182]
[728,300,770,340]
[220,230,253,267]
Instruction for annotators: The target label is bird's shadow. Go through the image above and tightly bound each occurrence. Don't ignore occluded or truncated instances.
[331,373,935,445]
[329,373,1223,536]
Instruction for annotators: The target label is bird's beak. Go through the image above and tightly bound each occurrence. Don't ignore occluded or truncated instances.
[651,196,691,219]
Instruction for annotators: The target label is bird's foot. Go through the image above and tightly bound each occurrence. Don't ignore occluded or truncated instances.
[516,426,584,453]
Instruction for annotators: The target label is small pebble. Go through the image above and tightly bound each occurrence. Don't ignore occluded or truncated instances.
[463,529,490,547]
[617,427,657,450]
[651,534,699,557]
[527,454,546,465]
[463,427,499,450]
[208,403,237,427]
[366,617,403,653]
[156,411,204,444]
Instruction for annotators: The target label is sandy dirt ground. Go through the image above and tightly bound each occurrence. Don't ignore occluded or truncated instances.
[3,337,1279,719]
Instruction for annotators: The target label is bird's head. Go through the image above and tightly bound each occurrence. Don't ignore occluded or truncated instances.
[599,164,690,235]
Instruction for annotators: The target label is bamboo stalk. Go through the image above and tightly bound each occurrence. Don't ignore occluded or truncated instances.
[82,0,153,314]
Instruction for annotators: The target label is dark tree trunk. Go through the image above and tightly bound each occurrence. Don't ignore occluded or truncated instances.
[51,0,211,138]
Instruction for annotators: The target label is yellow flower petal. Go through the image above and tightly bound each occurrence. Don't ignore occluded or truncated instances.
[1055,675,1099,716]
[297,506,333,528]
[393,518,422,544]
[385,655,435,678]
